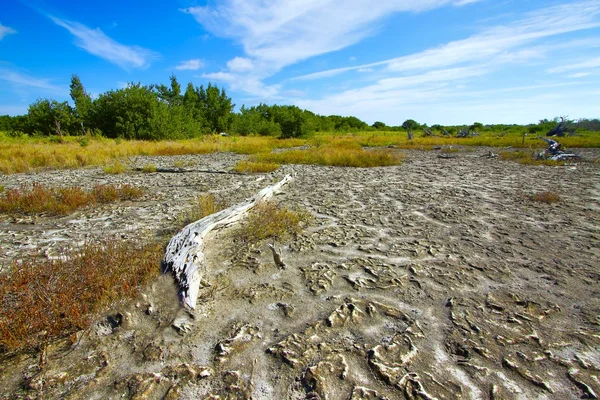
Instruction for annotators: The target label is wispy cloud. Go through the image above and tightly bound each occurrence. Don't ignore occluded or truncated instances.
[547,57,600,74]
[49,16,157,69]
[294,1,600,81]
[175,59,204,71]
[0,68,63,91]
[0,23,17,40]
[182,0,482,97]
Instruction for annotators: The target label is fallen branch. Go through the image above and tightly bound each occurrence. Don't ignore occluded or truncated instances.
[162,175,293,309]
[135,167,244,175]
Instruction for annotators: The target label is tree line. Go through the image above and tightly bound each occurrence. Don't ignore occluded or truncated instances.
[0,74,598,139]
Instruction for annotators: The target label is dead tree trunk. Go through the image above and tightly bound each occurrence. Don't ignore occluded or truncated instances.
[162,175,293,309]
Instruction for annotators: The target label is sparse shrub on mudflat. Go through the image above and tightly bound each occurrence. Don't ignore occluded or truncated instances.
[0,238,163,353]
[178,193,227,228]
[234,160,280,173]
[141,164,157,173]
[531,191,561,204]
[238,200,312,244]
[103,161,126,174]
[0,183,144,216]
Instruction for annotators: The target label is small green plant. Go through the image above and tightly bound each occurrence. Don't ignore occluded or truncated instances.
[531,191,561,204]
[78,136,89,147]
[141,164,157,173]
[173,160,185,168]
[104,161,126,174]
[239,200,312,244]
[234,160,280,173]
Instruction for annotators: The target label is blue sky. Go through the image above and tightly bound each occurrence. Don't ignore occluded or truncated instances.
[1,0,599,125]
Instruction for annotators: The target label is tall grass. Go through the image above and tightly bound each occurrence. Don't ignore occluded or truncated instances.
[0,135,307,174]
[1,131,598,174]
[253,145,405,167]
[0,238,163,353]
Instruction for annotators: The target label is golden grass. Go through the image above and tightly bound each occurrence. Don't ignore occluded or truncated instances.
[103,161,127,174]
[141,164,157,173]
[531,191,561,204]
[234,160,280,173]
[253,145,405,168]
[0,135,307,174]
[239,200,312,244]
[178,193,227,228]
[0,132,598,174]
[0,238,163,353]
[0,183,144,216]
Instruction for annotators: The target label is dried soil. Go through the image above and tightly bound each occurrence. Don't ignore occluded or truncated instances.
[1,148,599,399]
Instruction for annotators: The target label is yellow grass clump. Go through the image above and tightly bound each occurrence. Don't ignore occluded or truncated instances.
[239,200,312,244]
[531,191,561,204]
[253,145,405,168]
[234,160,280,173]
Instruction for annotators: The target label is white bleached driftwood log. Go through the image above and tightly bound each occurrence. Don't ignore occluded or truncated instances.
[162,175,293,309]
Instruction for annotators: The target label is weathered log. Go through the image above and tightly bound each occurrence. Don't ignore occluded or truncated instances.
[135,167,244,175]
[162,175,293,309]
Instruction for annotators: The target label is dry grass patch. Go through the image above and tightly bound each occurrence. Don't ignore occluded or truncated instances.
[103,161,127,174]
[239,200,312,244]
[234,160,280,173]
[0,183,144,216]
[178,193,227,228]
[531,191,561,204]
[141,164,157,173]
[254,146,405,168]
[0,238,163,354]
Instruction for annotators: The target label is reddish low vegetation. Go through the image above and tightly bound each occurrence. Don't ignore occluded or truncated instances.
[0,238,163,353]
[0,183,144,216]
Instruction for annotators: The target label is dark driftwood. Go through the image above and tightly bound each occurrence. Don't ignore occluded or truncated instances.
[162,175,293,309]
[135,167,244,175]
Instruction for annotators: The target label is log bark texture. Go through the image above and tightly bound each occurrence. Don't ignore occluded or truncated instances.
[162,175,293,309]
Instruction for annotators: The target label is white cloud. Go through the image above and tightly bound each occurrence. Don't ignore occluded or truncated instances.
[226,57,253,72]
[0,68,63,91]
[0,23,17,40]
[294,1,600,81]
[182,0,483,98]
[49,16,157,69]
[183,0,479,72]
[547,57,600,73]
[568,72,592,78]
[175,59,204,71]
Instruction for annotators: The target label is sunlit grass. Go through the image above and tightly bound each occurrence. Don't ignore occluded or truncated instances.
[0,131,598,174]
[253,145,405,167]
[234,160,280,173]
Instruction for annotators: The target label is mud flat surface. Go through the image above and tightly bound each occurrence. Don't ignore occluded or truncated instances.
[1,148,599,399]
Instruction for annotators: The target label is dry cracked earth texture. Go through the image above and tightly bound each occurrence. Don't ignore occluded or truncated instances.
[1,148,599,399]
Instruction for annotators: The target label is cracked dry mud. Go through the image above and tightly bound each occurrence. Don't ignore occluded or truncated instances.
[1,148,600,399]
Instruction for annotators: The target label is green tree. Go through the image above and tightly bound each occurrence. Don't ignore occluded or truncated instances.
[372,121,387,130]
[91,83,158,139]
[402,119,419,139]
[197,83,234,133]
[69,74,93,133]
[27,99,75,136]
